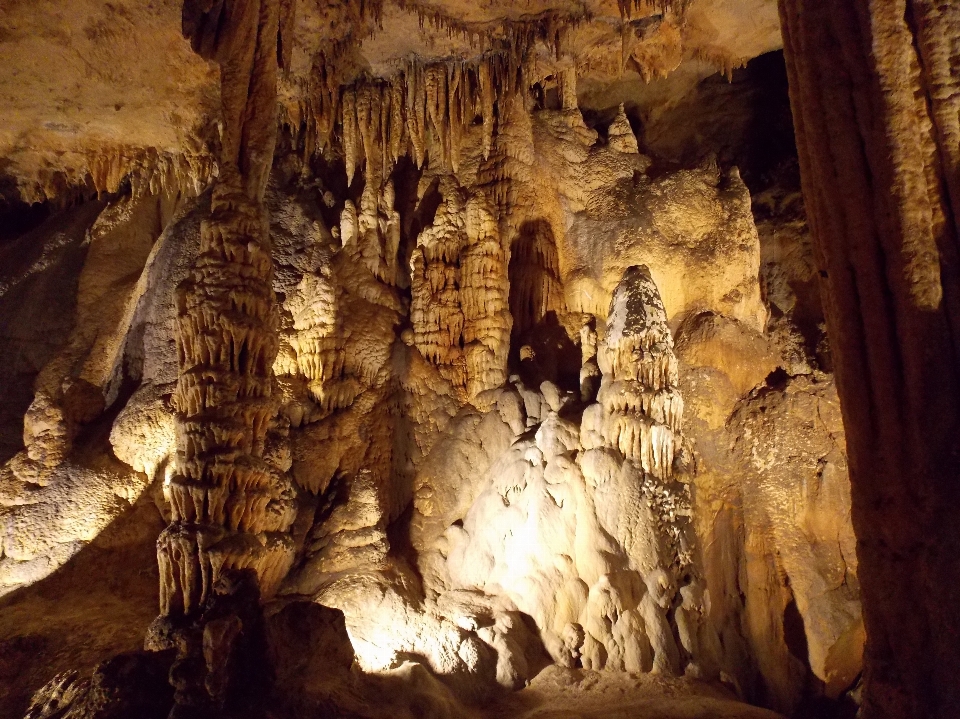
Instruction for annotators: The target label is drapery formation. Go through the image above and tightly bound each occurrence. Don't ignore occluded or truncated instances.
[779,1,960,717]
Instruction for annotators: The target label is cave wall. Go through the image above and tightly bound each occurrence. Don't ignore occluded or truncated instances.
[780,1,960,717]
[0,0,891,714]
[1,49,863,717]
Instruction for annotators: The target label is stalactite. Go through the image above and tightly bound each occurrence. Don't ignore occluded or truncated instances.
[358,179,381,278]
[355,83,385,187]
[379,83,391,182]
[479,61,495,160]
[300,42,349,156]
[388,79,406,165]
[342,88,359,186]
[425,65,448,168]
[407,62,427,168]
[447,62,463,173]
[694,47,745,82]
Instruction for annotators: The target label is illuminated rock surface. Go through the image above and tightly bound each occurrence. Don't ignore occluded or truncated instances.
[0,1,907,717]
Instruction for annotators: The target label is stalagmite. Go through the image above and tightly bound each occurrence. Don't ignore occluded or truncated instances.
[595,266,681,481]
[379,180,402,286]
[340,200,359,250]
[559,65,578,111]
[607,104,639,154]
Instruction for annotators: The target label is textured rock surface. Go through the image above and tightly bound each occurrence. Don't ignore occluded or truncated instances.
[780,1,960,717]
[0,2,878,718]
[0,119,847,719]
[0,0,780,201]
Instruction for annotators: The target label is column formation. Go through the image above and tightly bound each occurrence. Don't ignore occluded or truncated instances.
[158,0,296,619]
[158,178,295,617]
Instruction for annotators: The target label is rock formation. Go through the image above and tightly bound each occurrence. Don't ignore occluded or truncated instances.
[157,0,294,613]
[8,1,945,717]
[780,1,960,717]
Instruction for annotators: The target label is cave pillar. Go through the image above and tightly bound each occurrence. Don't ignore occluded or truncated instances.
[778,1,960,717]
[157,0,296,620]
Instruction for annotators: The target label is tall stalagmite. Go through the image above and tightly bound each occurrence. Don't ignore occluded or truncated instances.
[158,0,295,620]
[779,1,960,717]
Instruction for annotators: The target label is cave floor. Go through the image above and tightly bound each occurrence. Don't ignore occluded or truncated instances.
[484,667,785,719]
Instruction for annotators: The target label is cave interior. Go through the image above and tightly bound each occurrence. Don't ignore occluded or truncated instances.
[1,2,958,719]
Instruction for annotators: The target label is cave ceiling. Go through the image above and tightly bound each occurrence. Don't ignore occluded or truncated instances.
[0,0,780,199]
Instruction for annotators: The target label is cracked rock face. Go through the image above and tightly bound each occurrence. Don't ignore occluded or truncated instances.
[0,2,863,719]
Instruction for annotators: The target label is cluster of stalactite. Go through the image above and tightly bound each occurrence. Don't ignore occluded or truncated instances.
[410,179,468,388]
[313,53,527,181]
[16,148,215,204]
[288,266,360,418]
[283,10,603,408]
[408,180,512,398]
[280,0,702,166]
[397,3,583,51]
[293,4,594,177]
[617,0,689,19]
[339,179,402,285]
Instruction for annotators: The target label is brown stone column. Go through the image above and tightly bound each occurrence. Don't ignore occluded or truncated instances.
[158,0,297,623]
[148,3,297,716]
[778,1,960,717]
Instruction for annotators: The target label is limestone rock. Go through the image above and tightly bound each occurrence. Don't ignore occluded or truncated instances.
[0,6,872,716]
